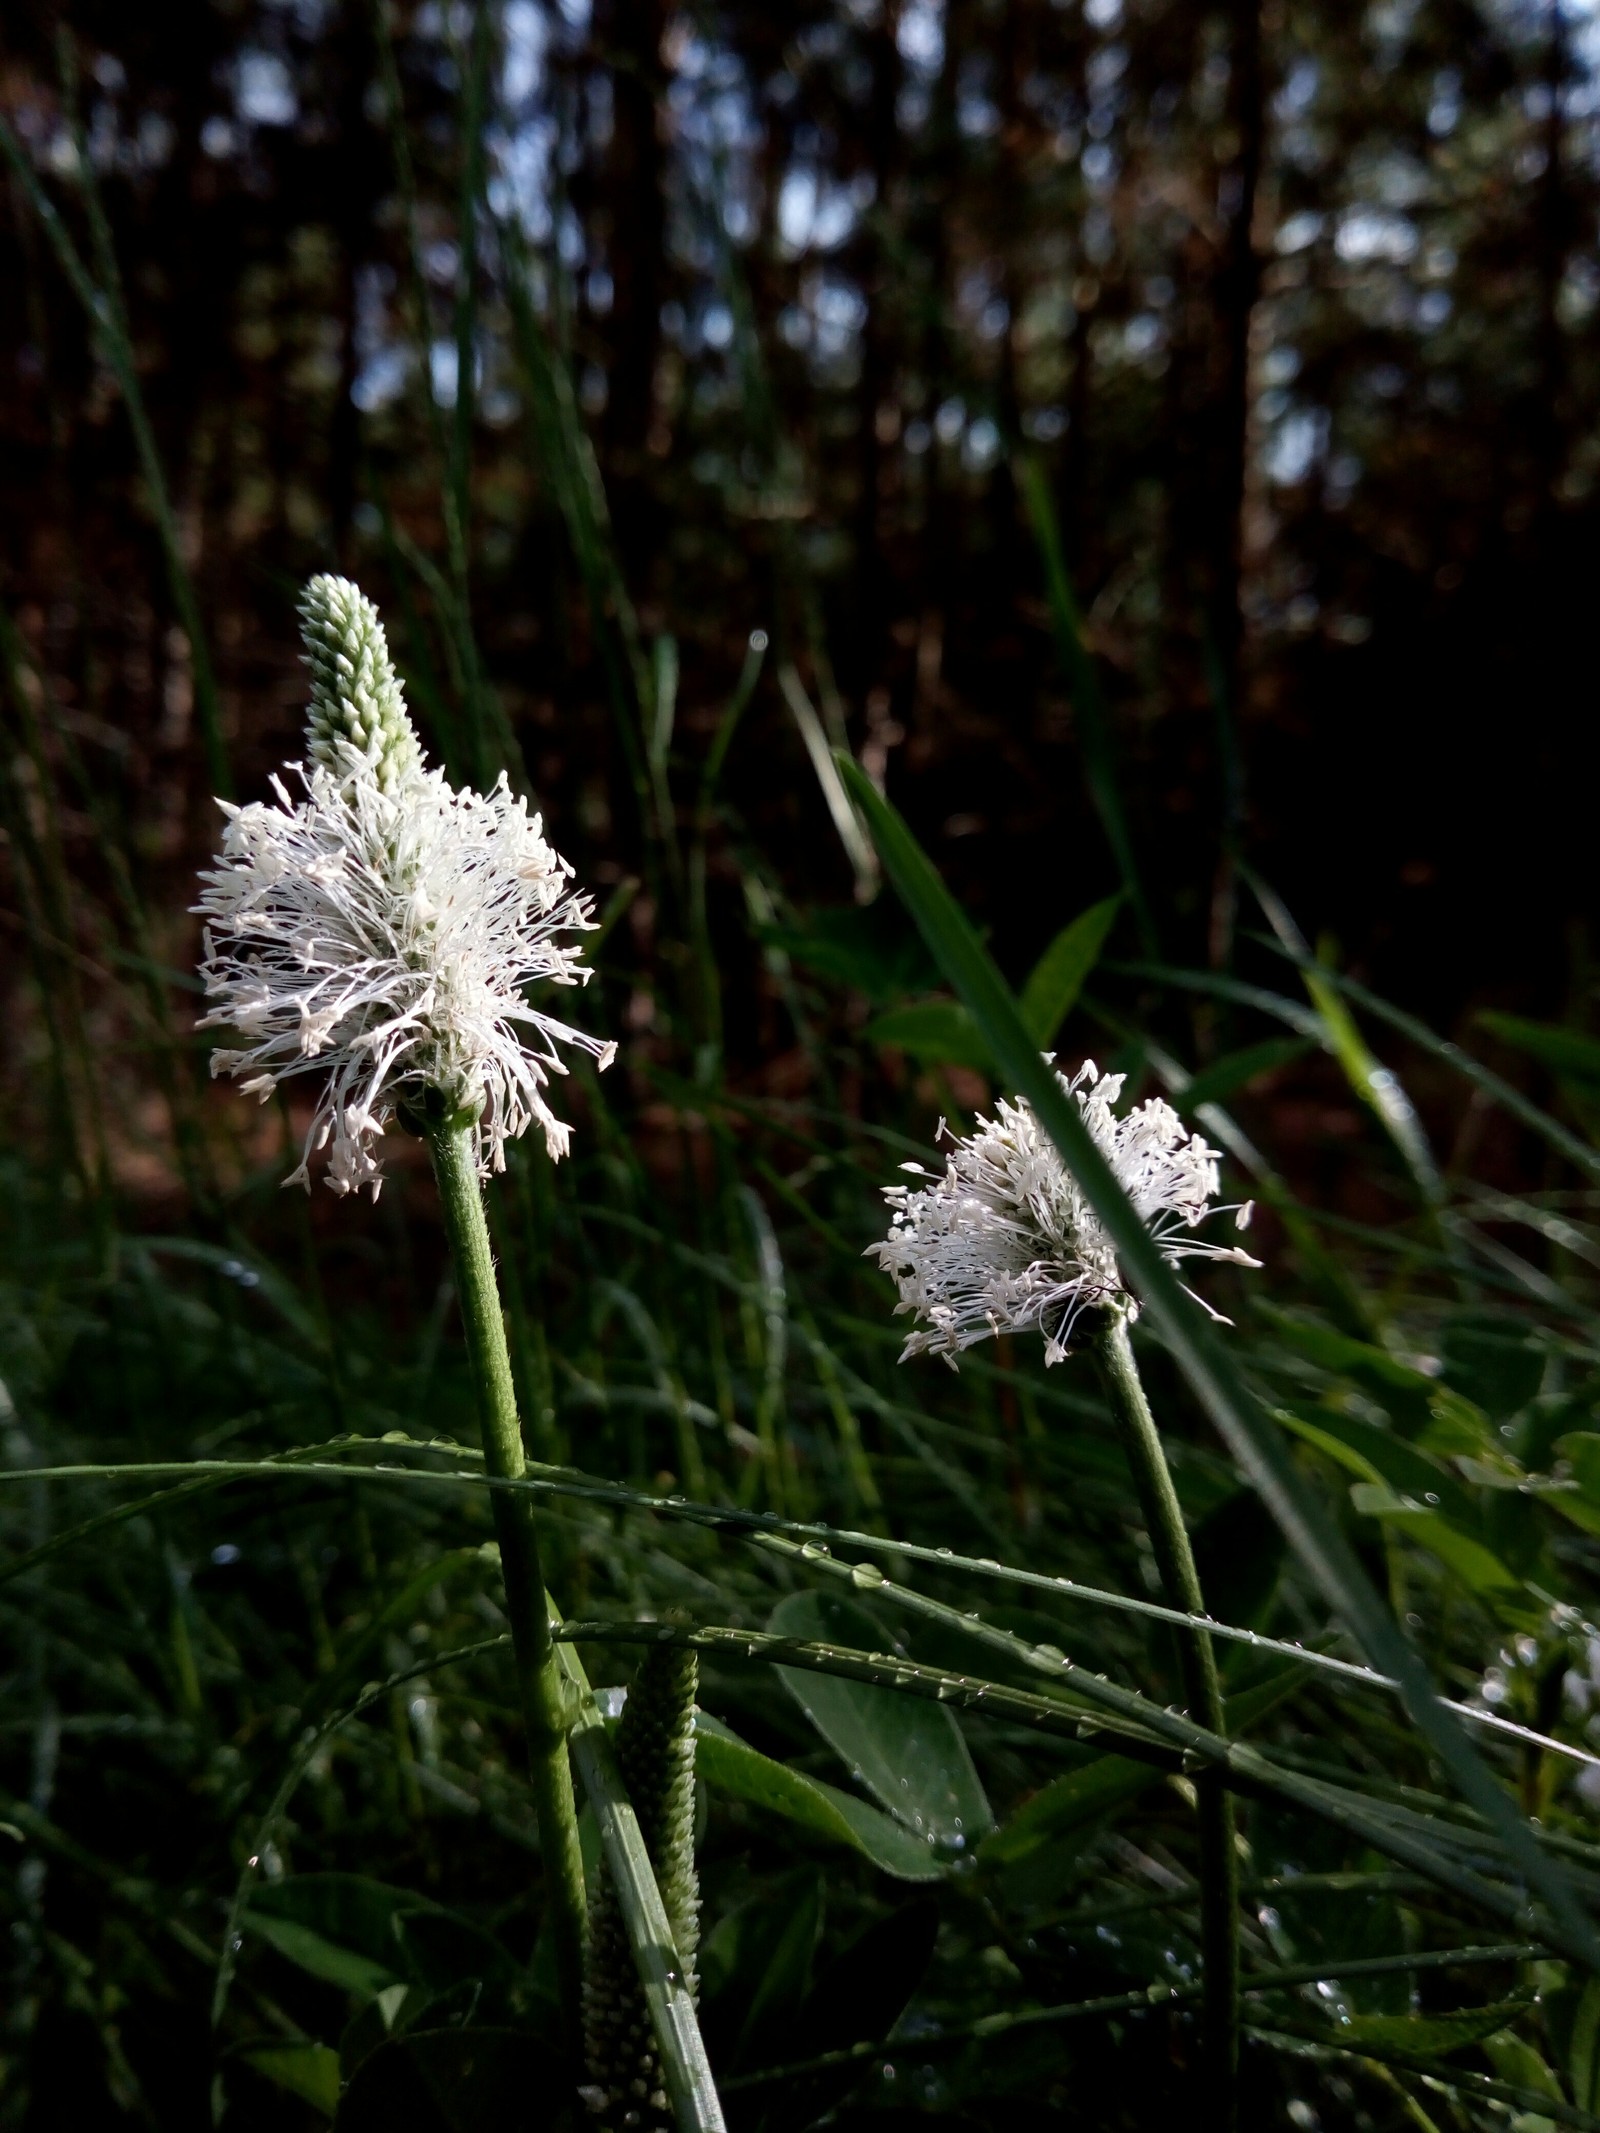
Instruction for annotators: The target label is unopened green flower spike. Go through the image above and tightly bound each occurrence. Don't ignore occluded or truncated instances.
[297,571,424,793]
[583,1645,701,2131]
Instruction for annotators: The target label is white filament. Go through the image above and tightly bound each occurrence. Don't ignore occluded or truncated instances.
[196,738,614,1197]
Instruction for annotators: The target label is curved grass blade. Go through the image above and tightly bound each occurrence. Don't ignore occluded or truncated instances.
[719,1943,1548,2097]
[1016,456,1155,952]
[834,752,1600,1971]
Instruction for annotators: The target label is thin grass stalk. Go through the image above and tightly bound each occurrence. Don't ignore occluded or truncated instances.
[687,630,768,1068]
[1090,1312,1239,2131]
[422,1108,588,2038]
[1016,454,1155,953]
[720,1942,1547,2097]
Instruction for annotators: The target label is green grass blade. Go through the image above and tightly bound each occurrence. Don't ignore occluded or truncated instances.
[835,751,1600,1971]
[1019,893,1124,1045]
[1016,455,1155,952]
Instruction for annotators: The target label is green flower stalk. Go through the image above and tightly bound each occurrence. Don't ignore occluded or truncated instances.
[194,576,616,2040]
[583,1645,702,2129]
[873,1060,1253,2132]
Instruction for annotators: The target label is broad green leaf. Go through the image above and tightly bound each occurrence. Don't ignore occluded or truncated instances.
[836,752,1600,1972]
[1222,1661,1310,1736]
[1176,1036,1314,1116]
[1482,2027,1565,2102]
[694,1715,942,1881]
[863,998,991,1070]
[1335,2002,1534,2057]
[980,1754,1155,1870]
[1417,1387,1499,1459]
[1195,1486,1286,1633]
[334,2029,555,2132]
[237,2042,341,2117]
[769,1589,994,1845]
[1478,1013,1600,1091]
[1018,894,1123,1045]
[1258,1875,1413,2015]
[1349,1483,1521,1596]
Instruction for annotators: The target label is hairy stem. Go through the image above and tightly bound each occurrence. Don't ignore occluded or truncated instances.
[425,1111,588,2039]
[1091,1311,1239,2133]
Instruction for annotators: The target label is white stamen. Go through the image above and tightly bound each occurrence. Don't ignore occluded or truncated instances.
[195,577,614,1196]
[867,1060,1257,1366]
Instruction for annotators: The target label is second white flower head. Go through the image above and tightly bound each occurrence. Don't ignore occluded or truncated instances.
[196,575,615,1196]
[868,1061,1258,1366]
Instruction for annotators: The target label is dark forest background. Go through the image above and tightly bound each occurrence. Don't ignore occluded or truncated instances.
[3,0,1597,1091]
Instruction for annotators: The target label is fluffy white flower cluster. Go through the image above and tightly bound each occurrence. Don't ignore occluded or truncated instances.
[869,1061,1258,1367]
[196,576,615,1197]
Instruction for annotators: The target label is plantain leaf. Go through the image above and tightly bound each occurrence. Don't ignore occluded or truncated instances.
[1276,1407,1477,1529]
[694,1714,943,1881]
[769,1589,993,1847]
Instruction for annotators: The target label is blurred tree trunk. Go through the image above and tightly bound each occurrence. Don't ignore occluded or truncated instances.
[597,0,665,580]
[850,2,899,693]
[1210,0,1263,731]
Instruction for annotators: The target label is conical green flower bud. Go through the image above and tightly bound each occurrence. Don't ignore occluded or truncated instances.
[583,1646,701,2131]
[297,574,423,794]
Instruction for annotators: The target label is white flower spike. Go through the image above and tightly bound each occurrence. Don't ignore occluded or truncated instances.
[868,1060,1259,1367]
[195,574,615,1197]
